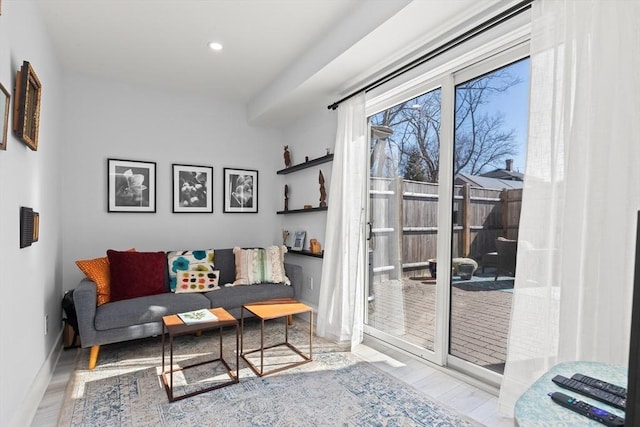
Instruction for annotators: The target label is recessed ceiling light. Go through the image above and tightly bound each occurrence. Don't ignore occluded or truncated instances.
[208,42,223,51]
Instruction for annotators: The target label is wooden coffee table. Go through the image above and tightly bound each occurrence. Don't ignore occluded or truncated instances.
[241,298,313,376]
[161,307,239,402]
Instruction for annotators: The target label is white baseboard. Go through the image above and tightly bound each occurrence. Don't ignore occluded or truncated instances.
[10,330,63,427]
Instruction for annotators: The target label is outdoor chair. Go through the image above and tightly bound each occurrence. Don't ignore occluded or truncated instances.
[494,237,517,280]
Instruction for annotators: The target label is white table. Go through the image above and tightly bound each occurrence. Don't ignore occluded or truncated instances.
[514,361,626,426]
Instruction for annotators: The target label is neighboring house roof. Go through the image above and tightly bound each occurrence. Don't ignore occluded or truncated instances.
[480,168,525,181]
[455,173,524,190]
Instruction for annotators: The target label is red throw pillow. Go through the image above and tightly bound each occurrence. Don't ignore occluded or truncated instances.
[107,250,167,302]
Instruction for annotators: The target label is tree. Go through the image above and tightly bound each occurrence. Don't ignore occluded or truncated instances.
[404,147,428,181]
[369,66,522,182]
[453,68,520,175]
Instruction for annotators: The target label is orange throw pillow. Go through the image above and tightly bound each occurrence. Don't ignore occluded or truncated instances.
[75,248,135,305]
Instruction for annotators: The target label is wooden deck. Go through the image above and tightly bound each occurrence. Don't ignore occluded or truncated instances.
[367,272,513,374]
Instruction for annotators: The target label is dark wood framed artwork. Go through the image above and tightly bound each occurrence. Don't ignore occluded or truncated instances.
[172,163,213,213]
[107,158,156,213]
[223,168,258,213]
[20,207,39,248]
[0,81,9,151]
[13,61,42,151]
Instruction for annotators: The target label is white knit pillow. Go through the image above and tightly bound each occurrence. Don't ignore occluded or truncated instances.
[233,246,290,285]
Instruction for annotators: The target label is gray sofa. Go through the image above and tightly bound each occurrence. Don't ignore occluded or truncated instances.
[74,248,302,369]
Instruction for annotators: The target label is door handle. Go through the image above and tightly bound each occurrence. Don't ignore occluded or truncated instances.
[367,221,373,241]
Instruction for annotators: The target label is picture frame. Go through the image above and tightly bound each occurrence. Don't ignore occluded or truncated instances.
[13,61,42,151]
[223,168,258,213]
[19,207,39,248]
[292,231,306,251]
[0,82,9,151]
[107,158,156,212]
[172,164,213,213]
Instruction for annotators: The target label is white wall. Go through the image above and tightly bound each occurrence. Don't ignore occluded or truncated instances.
[60,72,285,290]
[0,2,64,426]
[280,107,337,307]
[0,4,339,425]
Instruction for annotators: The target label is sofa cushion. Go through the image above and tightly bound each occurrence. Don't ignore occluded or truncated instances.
[94,292,210,330]
[167,249,215,291]
[107,250,167,302]
[203,283,294,309]
[175,270,220,293]
[233,246,290,285]
[212,248,235,285]
[75,248,135,305]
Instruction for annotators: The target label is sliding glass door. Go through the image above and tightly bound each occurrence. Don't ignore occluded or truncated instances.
[365,87,442,361]
[448,57,530,377]
[363,42,530,383]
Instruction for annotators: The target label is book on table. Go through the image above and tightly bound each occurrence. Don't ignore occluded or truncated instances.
[178,309,218,325]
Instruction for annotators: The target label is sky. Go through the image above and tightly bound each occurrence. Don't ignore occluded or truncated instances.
[369,56,531,178]
[482,57,531,173]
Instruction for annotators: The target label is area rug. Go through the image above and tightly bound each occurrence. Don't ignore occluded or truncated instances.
[58,320,481,426]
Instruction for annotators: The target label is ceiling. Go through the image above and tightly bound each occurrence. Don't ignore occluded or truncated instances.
[37,0,507,125]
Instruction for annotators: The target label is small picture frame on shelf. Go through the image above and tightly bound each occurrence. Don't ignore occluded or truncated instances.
[292,231,306,251]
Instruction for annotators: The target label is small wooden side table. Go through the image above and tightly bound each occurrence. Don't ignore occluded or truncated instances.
[241,298,313,377]
[161,307,239,402]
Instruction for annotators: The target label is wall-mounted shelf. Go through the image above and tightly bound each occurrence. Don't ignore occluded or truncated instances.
[277,206,327,215]
[286,248,324,258]
[277,154,333,175]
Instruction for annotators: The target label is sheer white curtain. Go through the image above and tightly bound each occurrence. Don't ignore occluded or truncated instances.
[498,0,640,416]
[316,93,367,348]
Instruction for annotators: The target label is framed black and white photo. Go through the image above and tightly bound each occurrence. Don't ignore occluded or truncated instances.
[292,231,306,251]
[223,168,258,213]
[172,164,213,213]
[108,159,156,212]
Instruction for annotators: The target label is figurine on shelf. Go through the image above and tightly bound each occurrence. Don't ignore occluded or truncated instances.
[309,238,321,254]
[319,170,327,207]
[284,184,289,211]
[284,145,291,168]
[326,148,331,155]
[282,229,290,246]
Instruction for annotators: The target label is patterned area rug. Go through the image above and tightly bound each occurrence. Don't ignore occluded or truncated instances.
[58,319,481,426]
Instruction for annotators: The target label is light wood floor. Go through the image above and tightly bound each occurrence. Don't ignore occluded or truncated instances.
[32,341,514,426]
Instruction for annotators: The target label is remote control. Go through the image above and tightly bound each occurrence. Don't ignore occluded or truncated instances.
[572,373,627,398]
[552,375,626,410]
[549,392,625,426]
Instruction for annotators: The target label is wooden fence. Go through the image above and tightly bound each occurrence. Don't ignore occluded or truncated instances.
[370,177,522,280]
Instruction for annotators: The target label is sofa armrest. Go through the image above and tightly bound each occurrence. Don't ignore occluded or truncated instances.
[74,278,99,347]
[284,262,302,300]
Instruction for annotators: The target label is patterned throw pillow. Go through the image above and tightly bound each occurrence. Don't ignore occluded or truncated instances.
[75,248,136,305]
[233,246,290,285]
[167,249,215,291]
[175,270,220,293]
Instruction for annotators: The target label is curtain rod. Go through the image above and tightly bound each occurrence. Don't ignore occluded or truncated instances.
[327,0,533,110]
